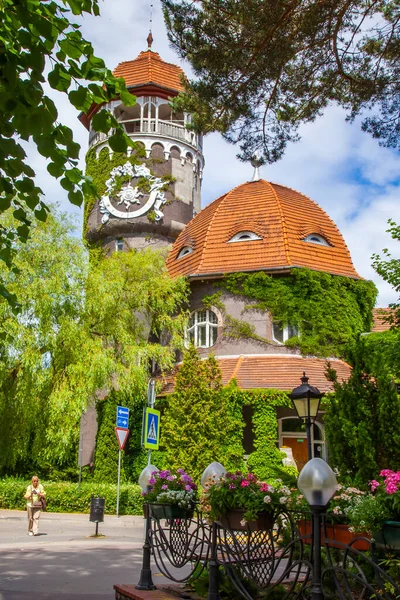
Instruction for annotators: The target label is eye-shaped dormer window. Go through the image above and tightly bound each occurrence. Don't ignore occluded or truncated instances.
[228,231,262,243]
[177,246,194,259]
[303,234,330,246]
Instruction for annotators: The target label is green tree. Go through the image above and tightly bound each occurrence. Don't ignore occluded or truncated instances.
[0,209,189,474]
[162,0,400,163]
[372,220,400,328]
[162,347,234,481]
[0,0,135,305]
[325,334,400,484]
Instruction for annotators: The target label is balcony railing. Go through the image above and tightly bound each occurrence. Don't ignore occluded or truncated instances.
[89,118,202,151]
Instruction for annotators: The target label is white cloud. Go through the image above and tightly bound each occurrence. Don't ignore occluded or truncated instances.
[25,0,400,307]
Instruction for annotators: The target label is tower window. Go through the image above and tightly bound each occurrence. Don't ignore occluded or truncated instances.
[187,309,218,348]
[228,231,262,242]
[303,234,330,246]
[116,238,124,252]
[272,321,298,344]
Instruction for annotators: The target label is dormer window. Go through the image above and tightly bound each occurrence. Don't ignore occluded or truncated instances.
[303,234,330,246]
[228,231,262,243]
[116,238,124,252]
[177,246,193,259]
[273,321,298,344]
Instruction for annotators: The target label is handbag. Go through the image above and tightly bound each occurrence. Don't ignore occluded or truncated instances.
[40,496,46,511]
[32,499,42,508]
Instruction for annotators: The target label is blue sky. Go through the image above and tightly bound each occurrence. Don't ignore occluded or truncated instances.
[28,0,400,307]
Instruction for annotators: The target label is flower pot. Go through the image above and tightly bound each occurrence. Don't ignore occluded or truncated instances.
[218,509,274,531]
[297,520,370,551]
[374,520,400,551]
[147,503,194,520]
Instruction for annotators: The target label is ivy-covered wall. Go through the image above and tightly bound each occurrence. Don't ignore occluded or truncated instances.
[198,268,377,358]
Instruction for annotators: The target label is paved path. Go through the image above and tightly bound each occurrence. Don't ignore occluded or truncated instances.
[0,510,169,600]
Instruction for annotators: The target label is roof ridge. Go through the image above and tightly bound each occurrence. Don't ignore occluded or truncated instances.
[268,181,292,266]
[230,355,244,382]
[197,184,243,273]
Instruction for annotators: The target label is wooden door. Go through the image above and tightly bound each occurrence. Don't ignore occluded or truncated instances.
[282,437,309,472]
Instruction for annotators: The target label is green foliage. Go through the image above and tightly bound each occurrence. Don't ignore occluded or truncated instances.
[244,389,294,482]
[162,347,244,481]
[324,333,400,484]
[0,0,136,305]
[222,269,377,357]
[201,292,225,311]
[163,0,400,162]
[94,392,125,483]
[0,477,143,515]
[0,209,189,473]
[372,220,400,328]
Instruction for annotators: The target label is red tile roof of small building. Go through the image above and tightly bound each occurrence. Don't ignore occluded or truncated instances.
[371,308,394,332]
[160,355,351,395]
[166,180,360,279]
[113,50,185,93]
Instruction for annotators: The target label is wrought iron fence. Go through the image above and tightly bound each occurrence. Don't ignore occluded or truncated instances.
[136,506,400,599]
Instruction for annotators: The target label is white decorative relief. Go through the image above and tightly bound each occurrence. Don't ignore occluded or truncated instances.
[99,162,167,224]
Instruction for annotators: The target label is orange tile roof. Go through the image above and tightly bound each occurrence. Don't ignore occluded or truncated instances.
[166,180,360,280]
[371,308,394,332]
[160,355,351,395]
[113,50,185,94]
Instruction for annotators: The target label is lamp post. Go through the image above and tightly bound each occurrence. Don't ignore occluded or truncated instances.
[201,462,226,600]
[298,458,337,600]
[136,464,159,591]
[289,372,323,461]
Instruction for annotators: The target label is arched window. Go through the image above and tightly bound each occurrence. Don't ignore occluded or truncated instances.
[187,309,218,348]
[303,234,330,246]
[177,246,193,259]
[272,321,298,344]
[228,231,262,243]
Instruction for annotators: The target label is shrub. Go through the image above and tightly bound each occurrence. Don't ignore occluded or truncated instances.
[0,478,144,515]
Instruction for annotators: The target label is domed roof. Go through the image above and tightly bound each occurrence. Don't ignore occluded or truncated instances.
[113,50,185,94]
[166,179,360,279]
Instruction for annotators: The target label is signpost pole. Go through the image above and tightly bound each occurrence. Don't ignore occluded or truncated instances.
[116,448,121,518]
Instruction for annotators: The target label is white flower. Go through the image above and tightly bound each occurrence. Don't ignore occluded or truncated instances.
[240,519,247,527]
[279,496,288,504]
[263,495,272,504]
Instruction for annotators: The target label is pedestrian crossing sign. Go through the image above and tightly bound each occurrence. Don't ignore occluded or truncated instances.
[144,408,160,449]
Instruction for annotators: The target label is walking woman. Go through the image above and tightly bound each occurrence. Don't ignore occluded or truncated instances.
[24,476,46,536]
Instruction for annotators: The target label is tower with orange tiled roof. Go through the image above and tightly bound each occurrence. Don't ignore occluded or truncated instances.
[80,34,204,253]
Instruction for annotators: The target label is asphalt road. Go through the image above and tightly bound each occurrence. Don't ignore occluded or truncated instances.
[0,509,169,600]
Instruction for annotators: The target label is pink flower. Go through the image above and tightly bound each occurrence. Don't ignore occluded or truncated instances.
[260,483,270,492]
[241,480,250,487]
[369,480,380,492]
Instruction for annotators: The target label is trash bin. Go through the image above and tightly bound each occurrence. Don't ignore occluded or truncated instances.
[90,495,105,523]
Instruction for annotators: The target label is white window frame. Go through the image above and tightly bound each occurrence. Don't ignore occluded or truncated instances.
[279,417,327,461]
[177,246,193,259]
[272,321,299,344]
[228,231,262,243]
[187,309,219,348]
[115,238,124,252]
[303,234,330,246]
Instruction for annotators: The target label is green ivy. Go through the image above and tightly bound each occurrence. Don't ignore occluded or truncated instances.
[221,269,377,357]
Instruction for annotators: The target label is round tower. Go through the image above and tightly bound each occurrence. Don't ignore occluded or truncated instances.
[80,35,204,252]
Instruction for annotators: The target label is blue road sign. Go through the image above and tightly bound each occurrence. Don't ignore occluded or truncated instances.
[116,405,129,429]
[144,408,160,449]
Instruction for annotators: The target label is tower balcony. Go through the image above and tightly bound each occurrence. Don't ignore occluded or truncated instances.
[89,117,203,153]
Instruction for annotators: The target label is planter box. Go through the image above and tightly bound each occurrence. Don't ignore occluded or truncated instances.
[374,520,400,551]
[147,503,194,520]
[218,509,274,531]
[297,520,371,551]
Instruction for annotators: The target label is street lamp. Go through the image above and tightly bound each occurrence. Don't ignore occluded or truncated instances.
[289,372,323,461]
[201,461,226,488]
[136,464,159,591]
[298,458,337,600]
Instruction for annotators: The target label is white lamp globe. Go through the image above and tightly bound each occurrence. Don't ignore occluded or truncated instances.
[201,462,226,488]
[297,458,337,507]
[138,465,159,493]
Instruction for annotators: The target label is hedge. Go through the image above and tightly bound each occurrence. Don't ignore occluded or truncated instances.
[0,478,144,515]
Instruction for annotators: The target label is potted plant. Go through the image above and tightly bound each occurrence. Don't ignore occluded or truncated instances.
[289,482,371,550]
[347,470,400,551]
[200,471,290,531]
[143,468,198,519]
